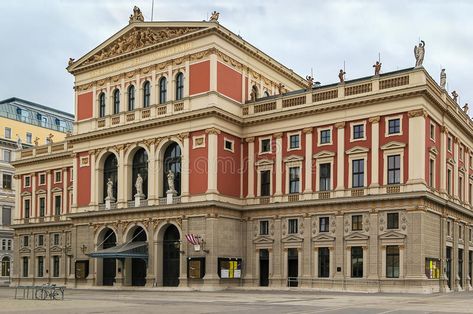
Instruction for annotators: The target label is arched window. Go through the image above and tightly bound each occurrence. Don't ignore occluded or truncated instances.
[251,85,258,101]
[103,154,118,203]
[264,91,270,97]
[132,148,148,199]
[143,81,151,108]
[1,257,10,277]
[113,89,120,114]
[128,85,135,111]
[163,143,181,196]
[159,77,167,104]
[99,92,106,117]
[175,72,184,101]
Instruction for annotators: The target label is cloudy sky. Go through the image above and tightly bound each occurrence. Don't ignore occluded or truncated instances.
[0,0,472,114]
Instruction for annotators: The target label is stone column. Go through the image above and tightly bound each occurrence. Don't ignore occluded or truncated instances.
[72,154,78,211]
[151,69,156,106]
[272,217,282,286]
[369,117,380,187]
[407,109,427,185]
[180,133,190,201]
[147,141,157,205]
[210,53,217,92]
[31,174,36,218]
[179,217,188,287]
[335,122,345,192]
[246,138,255,198]
[368,212,379,279]
[440,127,447,193]
[303,128,313,194]
[454,139,459,198]
[203,215,219,286]
[184,60,190,98]
[117,146,126,208]
[145,222,155,287]
[89,150,96,207]
[274,133,283,198]
[301,215,312,286]
[46,171,52,216]
[334,214,344,279]
[62,168,68,212]
[245,219,254,286]
[206,128,220,195]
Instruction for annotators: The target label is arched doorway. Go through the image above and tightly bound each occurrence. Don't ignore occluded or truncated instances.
[163,143,181,196]
[103,154,118,203]
[102,229,116,286]
[130,226,147,286]
[131,148,148,199]
[163,225,180,286]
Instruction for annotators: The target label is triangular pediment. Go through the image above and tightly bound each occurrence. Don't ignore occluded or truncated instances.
[255,159,274,166]
[253,236,274,244]
[34,247,46,253]
[379,230,406,240]
[312,233,336,242]
[344,232,369,241]
[429,147,438,156]
[20,191,31,197]
[313,150,336,159]
[68,23,209,71]
[19,247,31,254]
[381,141,406,150]
[346,146,369,155]
[284,155,304,163]
[282,234,304,243]
[51,187,62,193]
[36,189,47,195]
[460,166,466,173]
[50,246,63,253]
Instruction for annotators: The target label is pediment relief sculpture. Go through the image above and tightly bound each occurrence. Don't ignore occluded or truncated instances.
[83,27,202,66]
[281,234,304,243]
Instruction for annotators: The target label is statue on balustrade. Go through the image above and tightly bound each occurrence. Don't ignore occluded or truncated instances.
[414,40,425,67]
[439,69,446,89]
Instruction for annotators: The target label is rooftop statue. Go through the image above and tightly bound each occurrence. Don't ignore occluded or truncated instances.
[129,6,145,23]
[439,69,446,89]
[451,90,458,102]
[306,75,314,90]
[373,61,382,76]
[209,11,220,22]
[414,40,425,67]
[277,83,285,95]
[338,69,346,83]
[463,103,469,114]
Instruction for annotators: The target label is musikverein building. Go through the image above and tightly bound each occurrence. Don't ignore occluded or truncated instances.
[10,7,473,293]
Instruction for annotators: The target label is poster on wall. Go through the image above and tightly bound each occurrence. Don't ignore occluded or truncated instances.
[218,257,242,279]
[187,257,205,279]
[425,258,440,279]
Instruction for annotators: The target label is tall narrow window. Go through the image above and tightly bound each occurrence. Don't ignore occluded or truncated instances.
[288,218,298,234]
[24,199,30,219]
[289,167,300,194]
[99,92,106,117]
[447,168,452,195]
[319,217,329,232]
[143,81,151,107]
[113,89,120,114]
[39,197,45,217]
[54,195,61,216]
[318,247,330,278]
[128,85,135,111]
[175,72,184,100]
[352,215,363,231]
[351,246,363,278]
[352,159,364,188]
[429,159,435,188]
[53,256,60,277]
[387,213,399,229]
[319,163,331,191]
[103,154,118,203]
[22,257,28,277]
[37,256,44,277]
[163,143,181,196]
[1,257,10,277]
[260,170,271,197]
[387,155,400,184]
[386,246,400,278]
[459,176,464,201]
[2,174,12,189]
[159,77,167,104]
[259,220,269,235]
[459,248,464,288]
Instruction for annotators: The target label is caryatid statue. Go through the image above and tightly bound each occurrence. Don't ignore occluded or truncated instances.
[135,173,144,196]
[167,170,176,193]
[439,69,446,89]
[106,178,114,200]
[414,40,425,67]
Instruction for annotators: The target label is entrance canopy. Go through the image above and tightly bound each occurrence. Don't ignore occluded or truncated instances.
[88,241,148,260]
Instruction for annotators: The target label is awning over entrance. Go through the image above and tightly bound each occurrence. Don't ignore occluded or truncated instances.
[88,241,148,260]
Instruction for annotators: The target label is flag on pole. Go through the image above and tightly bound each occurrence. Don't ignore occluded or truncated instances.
[185,234,200,245]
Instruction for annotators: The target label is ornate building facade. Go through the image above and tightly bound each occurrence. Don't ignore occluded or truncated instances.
[10,9,473,293]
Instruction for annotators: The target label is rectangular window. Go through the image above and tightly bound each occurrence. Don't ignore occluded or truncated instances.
[55,171,62,183]
[447,169,452,195]
[352,159,364,188]
[459,225,463,239]
[320,129,331,144]
[259,220,269,236]
[387,155,401,185]
[388,118,400,134]
[459,248,464,288]
[39,197,45,217]
[319,163,331,191]
[53,233,60,246]
[38,235,44,246]
[318,247,330,278]
[429,159,435,188]
[289,167,300,194]
[260,170,271,197]
[24,199,30,219]
[260,139,271,153]
[288,218,298,234]
[351,246,363,278]
[37,256,44,277]
[4,127,11,139]
[2,240,5,251]
[22,257,28,277]
[447,221,451,236]
[387,213,399,229]
[2,206,11,226]
[26,132,32,144]
[459,176,464,201]
[24,176,30,187]
[460,146,464,161]
[3,150,11,162]
[39,173,46,185]
[448,136,452,152]
[352,215,363,231]
[430,123,435,140]
[55,195,61,216]
[7,240,11,251]
[352,124,364,139]
[2,174,12,189]
[469,251,473,287]
[289,134,300,149]
[386,246,400,278]
[23,236,29,247]
[319,217,329,232]
[470,183,473,205]
[224,139,234,152]
[53,256,60,277]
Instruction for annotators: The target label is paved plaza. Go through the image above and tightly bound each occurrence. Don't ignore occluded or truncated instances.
[0,287,472,313]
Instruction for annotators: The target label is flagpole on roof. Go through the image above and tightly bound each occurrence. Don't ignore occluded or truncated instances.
[151,0,155,21]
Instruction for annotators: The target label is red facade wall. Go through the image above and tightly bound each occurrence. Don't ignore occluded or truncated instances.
[189,131,208,194]
[217,132,241,197]
[77,153,91,207]
[77,92,93,121]
[189,60,210,96]
[217,62,242,102]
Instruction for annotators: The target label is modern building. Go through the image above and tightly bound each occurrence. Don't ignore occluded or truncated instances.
[10,8,473,293]
[0,97,73,285]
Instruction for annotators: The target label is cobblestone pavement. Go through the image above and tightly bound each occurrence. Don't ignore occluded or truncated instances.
[1,287,473,313]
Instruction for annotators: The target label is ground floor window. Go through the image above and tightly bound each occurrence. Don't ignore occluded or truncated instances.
[22,257,28,277]
[351,246,363,278]
[318,247,330,278]
[386,246,400,278]
[1,257,10,277]
[458,248,463,288]
[53,256,60,277]
[469,251,473,287]
[37,256,44,277]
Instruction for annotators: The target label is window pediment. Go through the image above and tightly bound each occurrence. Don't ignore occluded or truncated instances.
[253,236,274,244]
[381,141,406,150]
[281,234,304,243]
[312,233,335,242]
[36,189,47,195]
[345,146,369,155]
[344,232,369,241]
[429,147,438,156]
[283,155,304,163]
[313,150,336,159]
[379,230,406,240]
[51,187,63,193]
[21,191,31,197]
[19,247,31,254]
[255,159,274,166]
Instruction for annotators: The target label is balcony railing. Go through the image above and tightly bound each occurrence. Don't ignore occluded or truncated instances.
[19,141,71,160]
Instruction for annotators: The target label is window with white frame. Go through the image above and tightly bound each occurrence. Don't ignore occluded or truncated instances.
[224,138,234,152]
[260,220,269,235]
[26,132,32,144]
[429,158,435,188]
[319,128,332,145]
[54,194,62,216]
[288,218,298,234]
[39,197,46,217]
[447,167,453,195]
[430,123,435,141]
[352,123,365,140]
[289,166,300,194]
[39,173,46,185]
[24,199,30,219]
[288,133,300,150]
[24,176,31,188]
[260,170,271,197]
[460,146,464,161]
[260,138,271,154]
[352,159,364,188]
[319,217,329,232]
[4,127,11,139]
[387,155,401,185]
[3,150,11,162]
[447,136,452,152]
[387,118,401,135]
[459,175,464,201]
[54,170,62,183]
[319,163,331,191]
